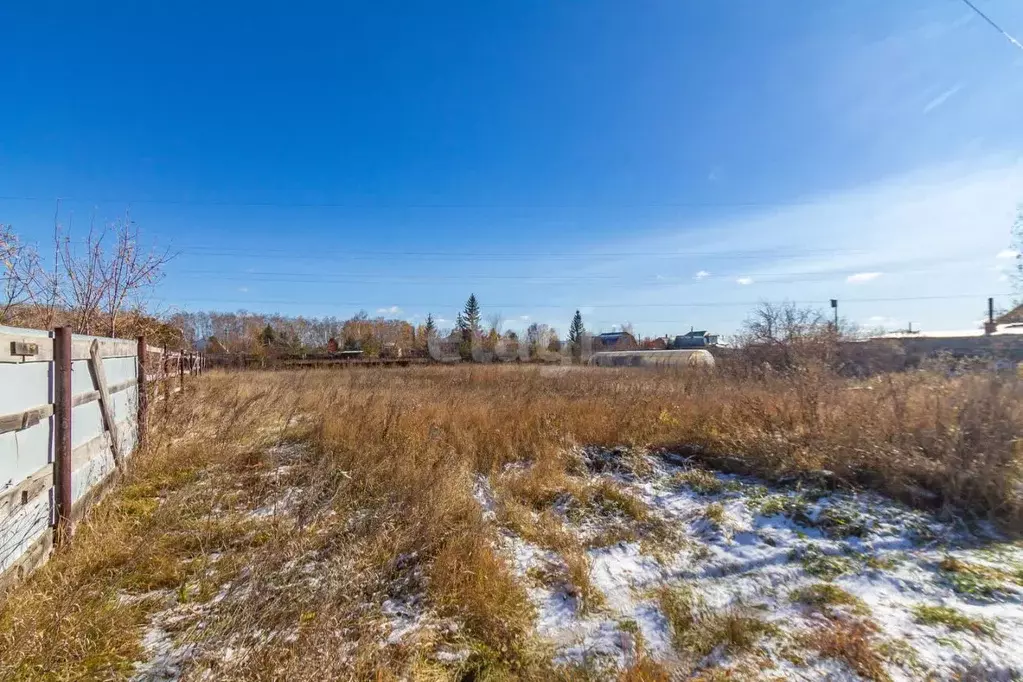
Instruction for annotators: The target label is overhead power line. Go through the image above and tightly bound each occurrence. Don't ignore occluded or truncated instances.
[170,259,993,285]
[161,292,1011,310]
[175,248,872,263]
[0,194,856,210]
[959,0,1023,51]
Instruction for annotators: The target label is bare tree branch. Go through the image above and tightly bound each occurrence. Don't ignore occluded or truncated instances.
[1,224,43,325]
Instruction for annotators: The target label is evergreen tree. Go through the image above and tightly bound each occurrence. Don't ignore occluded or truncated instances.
[425,312,436,338]
[259,324,276,347]
[462,294,481,335]
[568,310,585,360]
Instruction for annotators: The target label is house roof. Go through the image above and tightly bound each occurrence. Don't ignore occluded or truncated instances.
[683,330,710,337]
[875,323,1023,339]
[997,303,1023,325]
[597,332,632,340]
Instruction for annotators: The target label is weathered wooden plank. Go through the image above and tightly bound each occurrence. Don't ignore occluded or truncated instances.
[88,340,122,468]
[69,465,121,525]
[71,378,138,409]
[0,525,53,593]
[0,330,54,364]
[71,337,138,361]
[70,431,110,470]
[0,463,53,518]
[0,404,54,436]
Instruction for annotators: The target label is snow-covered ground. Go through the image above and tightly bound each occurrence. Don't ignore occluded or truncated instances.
[126,439,1023,680]
[486,447,1023,680]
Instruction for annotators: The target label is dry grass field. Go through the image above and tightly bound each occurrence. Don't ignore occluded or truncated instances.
[1,364,1022,681]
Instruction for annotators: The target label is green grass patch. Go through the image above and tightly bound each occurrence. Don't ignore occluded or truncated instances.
[912,604,998,638]
[790,583,869,616]
[799,549,855,580]
[657,584,778,659]
[938,556,1011,599]
[670,469,741,496]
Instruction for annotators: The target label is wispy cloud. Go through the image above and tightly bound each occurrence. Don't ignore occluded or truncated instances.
[846,272,881,284]
[694,270,711,280]
[922,84,962,114]
[377,305,402,315]
[519,315,530,321]
[238,287,249,293]
[997,249,1019,259]
[506,159,1023,336]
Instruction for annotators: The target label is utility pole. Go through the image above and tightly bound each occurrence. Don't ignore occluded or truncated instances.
[830,299,838,332]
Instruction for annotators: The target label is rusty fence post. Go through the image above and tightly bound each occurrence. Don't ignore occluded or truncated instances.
[179,351,185,391]
[53,326,73,546]
[137,336,148,451]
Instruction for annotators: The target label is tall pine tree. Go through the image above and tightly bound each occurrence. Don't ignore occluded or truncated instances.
[424,312,436,338]
[568,310,585,360]
[462,294,481,335]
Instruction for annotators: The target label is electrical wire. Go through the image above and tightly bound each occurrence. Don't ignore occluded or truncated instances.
[959,0,1023,51]
[158,292,1012,310]
[0,194,863,210]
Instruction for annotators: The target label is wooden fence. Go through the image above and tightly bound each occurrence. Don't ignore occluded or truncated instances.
[205,352,429,370]
[0,325,205,589]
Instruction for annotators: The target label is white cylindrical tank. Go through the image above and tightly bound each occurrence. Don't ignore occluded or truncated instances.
[587,349,715,368]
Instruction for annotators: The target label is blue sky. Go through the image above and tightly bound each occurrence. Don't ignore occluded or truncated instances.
[2,1,1022,338]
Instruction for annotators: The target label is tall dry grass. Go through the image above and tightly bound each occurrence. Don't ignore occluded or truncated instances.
[0,363,1020,680]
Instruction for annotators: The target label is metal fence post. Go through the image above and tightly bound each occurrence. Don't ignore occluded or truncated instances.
[136,336,148,451]
[53,326,73,546]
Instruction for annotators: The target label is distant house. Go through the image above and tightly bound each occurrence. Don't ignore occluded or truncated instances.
[642,336,668,350]
[997,303,1023,325]
[326,337,339,353]
[673,330,719,349]
[593,331,638,351]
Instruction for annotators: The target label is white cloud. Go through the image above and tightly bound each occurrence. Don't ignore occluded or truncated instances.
[846,272,882,283]
[922,84,962,114]
[519,315,530,321]
[736,277,754,285]
[999,273,1010,282]
[376,305,402,315]
[238,287,249,293]
[538,158,1020,336]
[694,270,711,280]
[997,249,1019,259]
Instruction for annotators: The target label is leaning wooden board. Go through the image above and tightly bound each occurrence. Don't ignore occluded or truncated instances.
[88,339,123,468]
